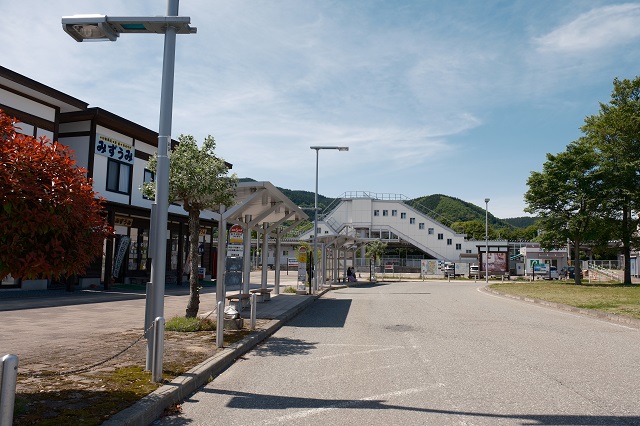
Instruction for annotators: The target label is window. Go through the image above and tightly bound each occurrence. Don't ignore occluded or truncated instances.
[456,243,462,250]
[374,210,380,216]
[428,228,434,235]
[410,218,415,224]
[401,212,406,219]
[316,227,321,234]
[447,239,452,245]
[438,233,443,240]
[106,159,131,194]
[466,250,472,254]
[383,210,388,216]
[283,250,289,256]
[143,169,155,200]
[419,223,425,230]
[392,210,397,216]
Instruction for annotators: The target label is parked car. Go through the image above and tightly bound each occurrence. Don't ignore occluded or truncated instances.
[544,266,560,280]
[444,263,455,277]
[469,265,479,277]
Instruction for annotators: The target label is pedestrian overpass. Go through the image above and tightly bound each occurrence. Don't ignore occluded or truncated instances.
[298,191,483,272]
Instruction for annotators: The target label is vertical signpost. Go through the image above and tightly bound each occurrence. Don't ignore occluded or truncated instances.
[226,224,244,294]
[297,246,307,292]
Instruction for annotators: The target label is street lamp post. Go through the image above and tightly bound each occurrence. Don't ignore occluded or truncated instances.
[485,198,490,284]
[62,0,196,382]
[310,146,349,294]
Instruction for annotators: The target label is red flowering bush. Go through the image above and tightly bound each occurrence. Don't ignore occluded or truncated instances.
[0,110,113,280]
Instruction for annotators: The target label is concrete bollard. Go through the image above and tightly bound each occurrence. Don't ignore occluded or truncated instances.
[1,354,18,426]
[151,317,165,383]
[216,301,224,348]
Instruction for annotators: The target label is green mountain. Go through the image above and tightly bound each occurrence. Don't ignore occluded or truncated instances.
[407,194,513,228]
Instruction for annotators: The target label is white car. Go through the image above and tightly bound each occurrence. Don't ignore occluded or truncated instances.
[544,266,560,280]
[469,265,479,277]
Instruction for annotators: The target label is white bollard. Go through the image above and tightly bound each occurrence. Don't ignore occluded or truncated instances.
[250,293,257,330]
[144,282,153,371]
[1,354,18,426]
[216,301,224,348]
[151,317,165,383]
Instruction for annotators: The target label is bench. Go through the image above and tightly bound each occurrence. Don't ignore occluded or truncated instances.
[250,288,273,302]
[225,293,251,310]
[128,276,149,285]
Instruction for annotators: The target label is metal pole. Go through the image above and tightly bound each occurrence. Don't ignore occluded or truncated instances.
[216,205,227,311]
[485,198,490,284]
[148,0,179,378]
[151,317,165,383]
[216,301,224,348]
[144,281,153,371]
[1,354,18,426]
[274,232,281,294]
[250,293,257,330]
[313,148,319,294]
[261,223,268,289]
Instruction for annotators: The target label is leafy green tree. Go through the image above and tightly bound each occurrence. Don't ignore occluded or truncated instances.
[142,135,237,317]
[581,77,640,284]
[525,138,604,284]
[365,240,387,281]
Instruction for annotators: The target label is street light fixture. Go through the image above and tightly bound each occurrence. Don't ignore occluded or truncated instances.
[62,0,196,383]
[485,198,490,284]
[310,146,349,294]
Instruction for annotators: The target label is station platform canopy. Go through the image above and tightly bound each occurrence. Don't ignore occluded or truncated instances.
[224,181,308,232]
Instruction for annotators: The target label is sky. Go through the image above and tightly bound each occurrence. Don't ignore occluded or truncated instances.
[3,0,640,219]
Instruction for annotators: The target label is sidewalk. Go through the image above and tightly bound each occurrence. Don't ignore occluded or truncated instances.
[0,270,339,425]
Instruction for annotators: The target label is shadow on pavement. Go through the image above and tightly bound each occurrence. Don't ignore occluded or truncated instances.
[286,298,352,328]
[252,337,318,357]
[164,388,640,426]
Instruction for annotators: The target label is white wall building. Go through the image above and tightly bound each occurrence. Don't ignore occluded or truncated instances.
[299,191,510,274]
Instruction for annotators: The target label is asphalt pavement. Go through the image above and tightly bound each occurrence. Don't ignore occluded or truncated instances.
[3,275,639,425]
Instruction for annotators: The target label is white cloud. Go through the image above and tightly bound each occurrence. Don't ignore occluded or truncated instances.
[534,3,640,53]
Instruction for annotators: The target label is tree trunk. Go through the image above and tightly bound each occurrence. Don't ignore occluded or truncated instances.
[622,204,632,285]
[573,239,582,285]
[185,209,201,318]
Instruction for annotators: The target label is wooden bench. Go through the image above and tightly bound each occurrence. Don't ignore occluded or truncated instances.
[250,288,273,302]
[225,293,251,310]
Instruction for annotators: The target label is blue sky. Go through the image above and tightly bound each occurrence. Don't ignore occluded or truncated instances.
[3,1,640,218]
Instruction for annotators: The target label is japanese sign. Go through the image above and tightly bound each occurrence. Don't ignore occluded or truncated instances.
[114,216,133,227]
[96,134,134,164]
[227,225,244,257]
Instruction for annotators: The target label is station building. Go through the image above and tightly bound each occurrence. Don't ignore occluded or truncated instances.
[0,66,307,291]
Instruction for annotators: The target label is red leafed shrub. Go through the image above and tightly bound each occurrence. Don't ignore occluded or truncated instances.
[0,110,113,280]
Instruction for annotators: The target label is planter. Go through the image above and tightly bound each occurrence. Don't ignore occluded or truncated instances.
[21,279,48,291]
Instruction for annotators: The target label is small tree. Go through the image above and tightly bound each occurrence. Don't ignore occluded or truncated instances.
[365,240,387,281]
[0,111,112,280]
[142,134,237,318]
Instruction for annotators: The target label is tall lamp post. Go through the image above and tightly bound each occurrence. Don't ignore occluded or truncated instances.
[310,146,349,294]
[62,1,196,382]
[485,198,490,284]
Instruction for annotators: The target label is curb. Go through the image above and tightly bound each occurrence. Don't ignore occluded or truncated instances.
[102,293,320,426]
[481,286,640,329]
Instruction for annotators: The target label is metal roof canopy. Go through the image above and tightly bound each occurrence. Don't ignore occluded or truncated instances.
[223,181,308,231]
